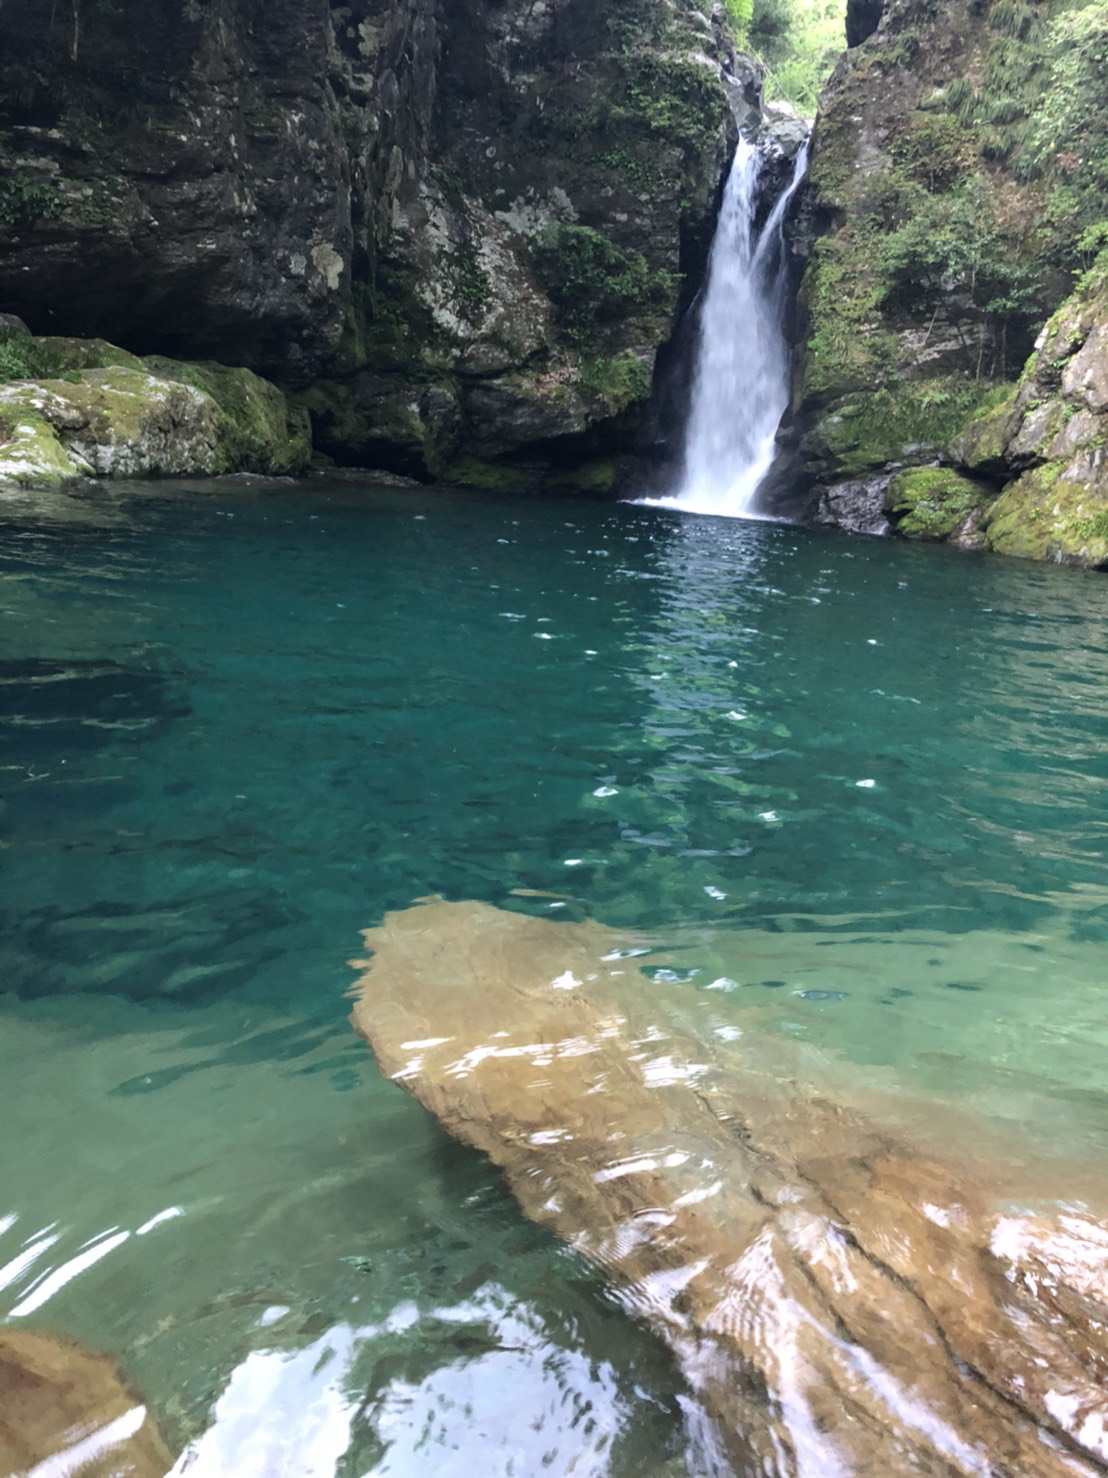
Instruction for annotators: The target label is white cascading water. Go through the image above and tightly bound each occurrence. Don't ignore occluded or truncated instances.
[649,136,809,519]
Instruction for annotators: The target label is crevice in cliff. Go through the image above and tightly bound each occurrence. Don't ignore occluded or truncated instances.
[846,0,886,48]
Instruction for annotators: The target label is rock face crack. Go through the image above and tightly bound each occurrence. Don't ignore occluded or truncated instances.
[351,898,1108,1477]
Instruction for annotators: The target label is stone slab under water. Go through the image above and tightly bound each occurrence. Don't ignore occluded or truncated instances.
[0,1327,170,1478]
[352,898,1108,1477]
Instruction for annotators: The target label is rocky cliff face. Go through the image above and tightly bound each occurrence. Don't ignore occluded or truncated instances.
[0,0,749,486]
[944,250,1108,565]
[790,0,1108,521]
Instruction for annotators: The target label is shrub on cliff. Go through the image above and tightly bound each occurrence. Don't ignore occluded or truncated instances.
[1022,0,1108,258]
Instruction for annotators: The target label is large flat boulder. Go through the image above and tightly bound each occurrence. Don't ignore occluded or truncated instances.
[352,898,1108,1476]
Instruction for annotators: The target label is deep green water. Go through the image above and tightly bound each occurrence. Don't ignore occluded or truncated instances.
[2,479,1107,1474]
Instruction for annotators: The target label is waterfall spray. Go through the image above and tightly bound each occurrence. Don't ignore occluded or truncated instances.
[648,137,809,519]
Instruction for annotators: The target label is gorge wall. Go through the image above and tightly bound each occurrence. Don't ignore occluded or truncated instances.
[791,0,1108,563]
[0,0,757,489]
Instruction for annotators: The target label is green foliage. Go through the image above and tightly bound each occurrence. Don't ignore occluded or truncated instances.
[617,53,724,154]
[1020,0,1108,257]
[0,332,142,384]
[815,379,1004,475]
[800,233,893,397]
[750,0,848,113]
[603,0,670,49]
[943,77,977,124]
[0,335,71,383]
[578,351,653,412]
[531,225,674,347]
[722,0,755,40]
[889,113,975,192]
[986,0,1042,41]
[446,240,492,324]
[1076,221,1108,271]
[0,175,66,231]
[877,179,1038,374]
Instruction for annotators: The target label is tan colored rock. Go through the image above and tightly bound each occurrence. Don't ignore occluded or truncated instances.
[352,899,1108,1477]
[0,1327,171,1477]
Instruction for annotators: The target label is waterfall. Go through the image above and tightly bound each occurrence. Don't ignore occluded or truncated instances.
[648,136,809,520]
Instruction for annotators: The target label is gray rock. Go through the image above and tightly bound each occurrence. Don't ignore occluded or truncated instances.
[813,474,893,536]
[0,0,754,477]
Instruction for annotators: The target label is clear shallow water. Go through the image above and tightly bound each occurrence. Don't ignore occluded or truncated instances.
[2,479,1107,1473]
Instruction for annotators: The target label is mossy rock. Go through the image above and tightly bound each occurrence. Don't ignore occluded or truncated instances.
[577,352,653,417]
[146,358,311,476]
[442,456,533,494]
[984,461,1108,566]
[0,351,311,486]
[948,390,1020,475]
[26,367,224,478]
[885,466,993,542]
[298,378,431,468]
[0,403,88,488]
[546,460,619,495]
[0,332,142,385]
[810,380,1003,478]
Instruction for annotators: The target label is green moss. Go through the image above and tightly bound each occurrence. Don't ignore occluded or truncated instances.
[577,351,653,414]
[948,384,1020,471]
[360,256,445,379]
[546,460,618,495]
[0,344,311,482]
[332,282,370,378]
[145,358,311,475]
[885,465,993,540]
[797,235,896,401]
[0,331,140,384]
[298,379,426,464]
[985,462,1108,565]
[0,406,84,488]
[442,456,532,494]
[531,224,675,350]
[813,379,1002,476]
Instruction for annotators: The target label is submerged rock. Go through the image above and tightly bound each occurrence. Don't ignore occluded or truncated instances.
[352,899,1108,1476]
[0,1327,170,1477]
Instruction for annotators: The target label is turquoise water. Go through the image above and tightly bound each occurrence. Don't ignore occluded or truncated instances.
[2,479,1107,1473]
